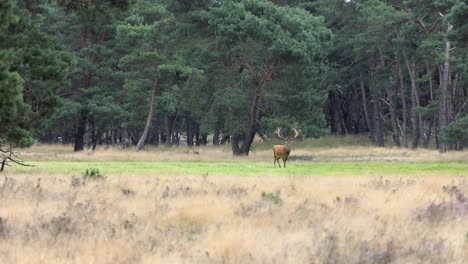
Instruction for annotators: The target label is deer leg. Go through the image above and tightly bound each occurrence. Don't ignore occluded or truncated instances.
[277,157,282,168]
[283,157,287,168]
[274,156,276,167]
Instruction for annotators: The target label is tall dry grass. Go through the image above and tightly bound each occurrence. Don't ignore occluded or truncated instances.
[1,173,468,263]
[1,143,467,263]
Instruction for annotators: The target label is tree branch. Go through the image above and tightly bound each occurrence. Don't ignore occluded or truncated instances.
[0,145,34,172]
[242,59,259,85]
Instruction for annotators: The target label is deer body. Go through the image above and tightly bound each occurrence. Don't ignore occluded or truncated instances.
[273,144,292,168]
[273,128,298,168]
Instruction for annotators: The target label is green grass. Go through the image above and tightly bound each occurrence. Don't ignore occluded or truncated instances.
[9,161,468,176]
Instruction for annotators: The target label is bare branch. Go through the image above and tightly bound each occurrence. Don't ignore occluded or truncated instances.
[0,145,34,172]
[242,59,259,85]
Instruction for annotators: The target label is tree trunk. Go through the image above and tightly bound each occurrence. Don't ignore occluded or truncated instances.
[423,62,435,148]
[194,123,201,146]
[74,110,87,152]
[423,118,434,147]
[111,129,116,145]
[360,73,372,136]
[74,25,92,152]
[220,134,230,145]
[386,84,400,146]
[165,116,174,146]
[438,24,453,152]
[235,61,277,155]
[405,58,422,148]
[153,128,159,146]
[173,130,180,145]
[368,60,384,147]
[379,49,400,146]
[63,130,70,144]
[201,134,208,145]
[397,60,409,148]
[238,94,261,155]
[339,103,348,135]
[213,128,220,145]
[237,92,266,155]
[136,67,158,151]
[90,119,98,151]
[371,92,384,146]
[231,135,241,155]
[186,117,193,147]
[329,100,337,134]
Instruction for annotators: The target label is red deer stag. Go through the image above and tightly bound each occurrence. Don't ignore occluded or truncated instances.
[273,127,299,168]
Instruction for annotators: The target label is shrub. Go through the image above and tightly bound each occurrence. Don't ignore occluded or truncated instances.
[82,168,105,181]
[0,217,9,239]
[261,191,283,206]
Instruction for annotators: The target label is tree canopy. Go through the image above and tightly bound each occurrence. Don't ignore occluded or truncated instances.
[1,0,467,155]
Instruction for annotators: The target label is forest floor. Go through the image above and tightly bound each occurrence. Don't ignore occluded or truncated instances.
[1,141,468,263]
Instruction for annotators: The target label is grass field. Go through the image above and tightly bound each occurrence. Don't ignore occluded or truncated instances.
[1,142,468,263]
[9,160,468,177]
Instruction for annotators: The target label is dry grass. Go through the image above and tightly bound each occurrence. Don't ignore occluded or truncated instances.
[1,173,468,263]
[1,143,467,263]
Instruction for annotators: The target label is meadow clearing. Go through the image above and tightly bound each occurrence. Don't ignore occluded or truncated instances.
[1,138,468,263]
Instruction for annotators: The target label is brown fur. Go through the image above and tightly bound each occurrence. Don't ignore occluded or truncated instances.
[273,144,292,168]
[273,127,298,168]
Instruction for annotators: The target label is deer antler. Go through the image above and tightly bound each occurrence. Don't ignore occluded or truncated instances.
[291,128,299,140]
[275,127,288,141]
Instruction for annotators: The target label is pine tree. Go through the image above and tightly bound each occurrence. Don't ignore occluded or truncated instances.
[1,0,71,170]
